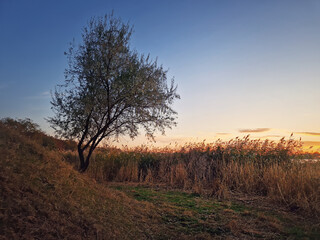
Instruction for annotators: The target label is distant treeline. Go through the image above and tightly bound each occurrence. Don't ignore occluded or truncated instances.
[0,118,77,151]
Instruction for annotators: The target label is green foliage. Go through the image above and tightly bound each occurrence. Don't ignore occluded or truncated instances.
[48,13,179,171]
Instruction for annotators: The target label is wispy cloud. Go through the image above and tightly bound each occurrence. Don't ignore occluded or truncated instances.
[216,133,231,136]
[155,136,190,144]
[26,91,51,100]
[295,132,320,136]
[303,141,320,145]
[41,91,50,96]
[262,135,282,138]
[239,128,270,133]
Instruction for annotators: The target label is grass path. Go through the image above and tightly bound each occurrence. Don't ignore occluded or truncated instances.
[111,183,320,239]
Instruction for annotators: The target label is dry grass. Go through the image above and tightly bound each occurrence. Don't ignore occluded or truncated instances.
[1,118,319,239]
[0,119,170,239]
[212,161,320,215]
[82,137,320,218]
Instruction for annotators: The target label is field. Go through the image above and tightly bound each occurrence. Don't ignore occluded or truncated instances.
[0,119,319,239]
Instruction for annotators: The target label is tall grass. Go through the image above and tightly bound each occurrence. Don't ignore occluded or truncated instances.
[81,137,319,217]
[3,118,317,217]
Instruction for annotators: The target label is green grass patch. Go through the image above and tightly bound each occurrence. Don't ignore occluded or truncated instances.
[113,184,320,239]
[111,185,229,236]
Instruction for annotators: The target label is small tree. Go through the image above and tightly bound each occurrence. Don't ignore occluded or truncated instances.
[48,14,179,172]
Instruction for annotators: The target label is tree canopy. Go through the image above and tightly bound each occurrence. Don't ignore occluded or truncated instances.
[48,14,179,172]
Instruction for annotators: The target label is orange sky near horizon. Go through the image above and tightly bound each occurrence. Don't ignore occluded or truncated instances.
[111,128,320,153]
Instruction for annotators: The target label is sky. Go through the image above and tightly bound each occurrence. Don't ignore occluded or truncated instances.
[0,0,320,151]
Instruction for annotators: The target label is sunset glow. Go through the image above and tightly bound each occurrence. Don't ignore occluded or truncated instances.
[1,2,320,238]
[0,0,319,152]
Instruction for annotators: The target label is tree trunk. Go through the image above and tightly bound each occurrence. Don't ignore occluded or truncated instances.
[78,144,86,171]
[80,156,90,172]
[80,145,95,172]
[78,143,95,173]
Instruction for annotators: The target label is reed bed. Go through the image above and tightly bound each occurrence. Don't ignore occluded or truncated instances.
[70,136,320,216]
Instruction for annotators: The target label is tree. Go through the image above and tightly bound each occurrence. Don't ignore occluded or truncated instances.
[48,14,179,172]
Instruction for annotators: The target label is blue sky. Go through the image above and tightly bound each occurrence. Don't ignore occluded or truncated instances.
[1,0,320,149]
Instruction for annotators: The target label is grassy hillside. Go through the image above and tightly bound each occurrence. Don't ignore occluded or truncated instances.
[0,119,319,239]
[0,119,169,239]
